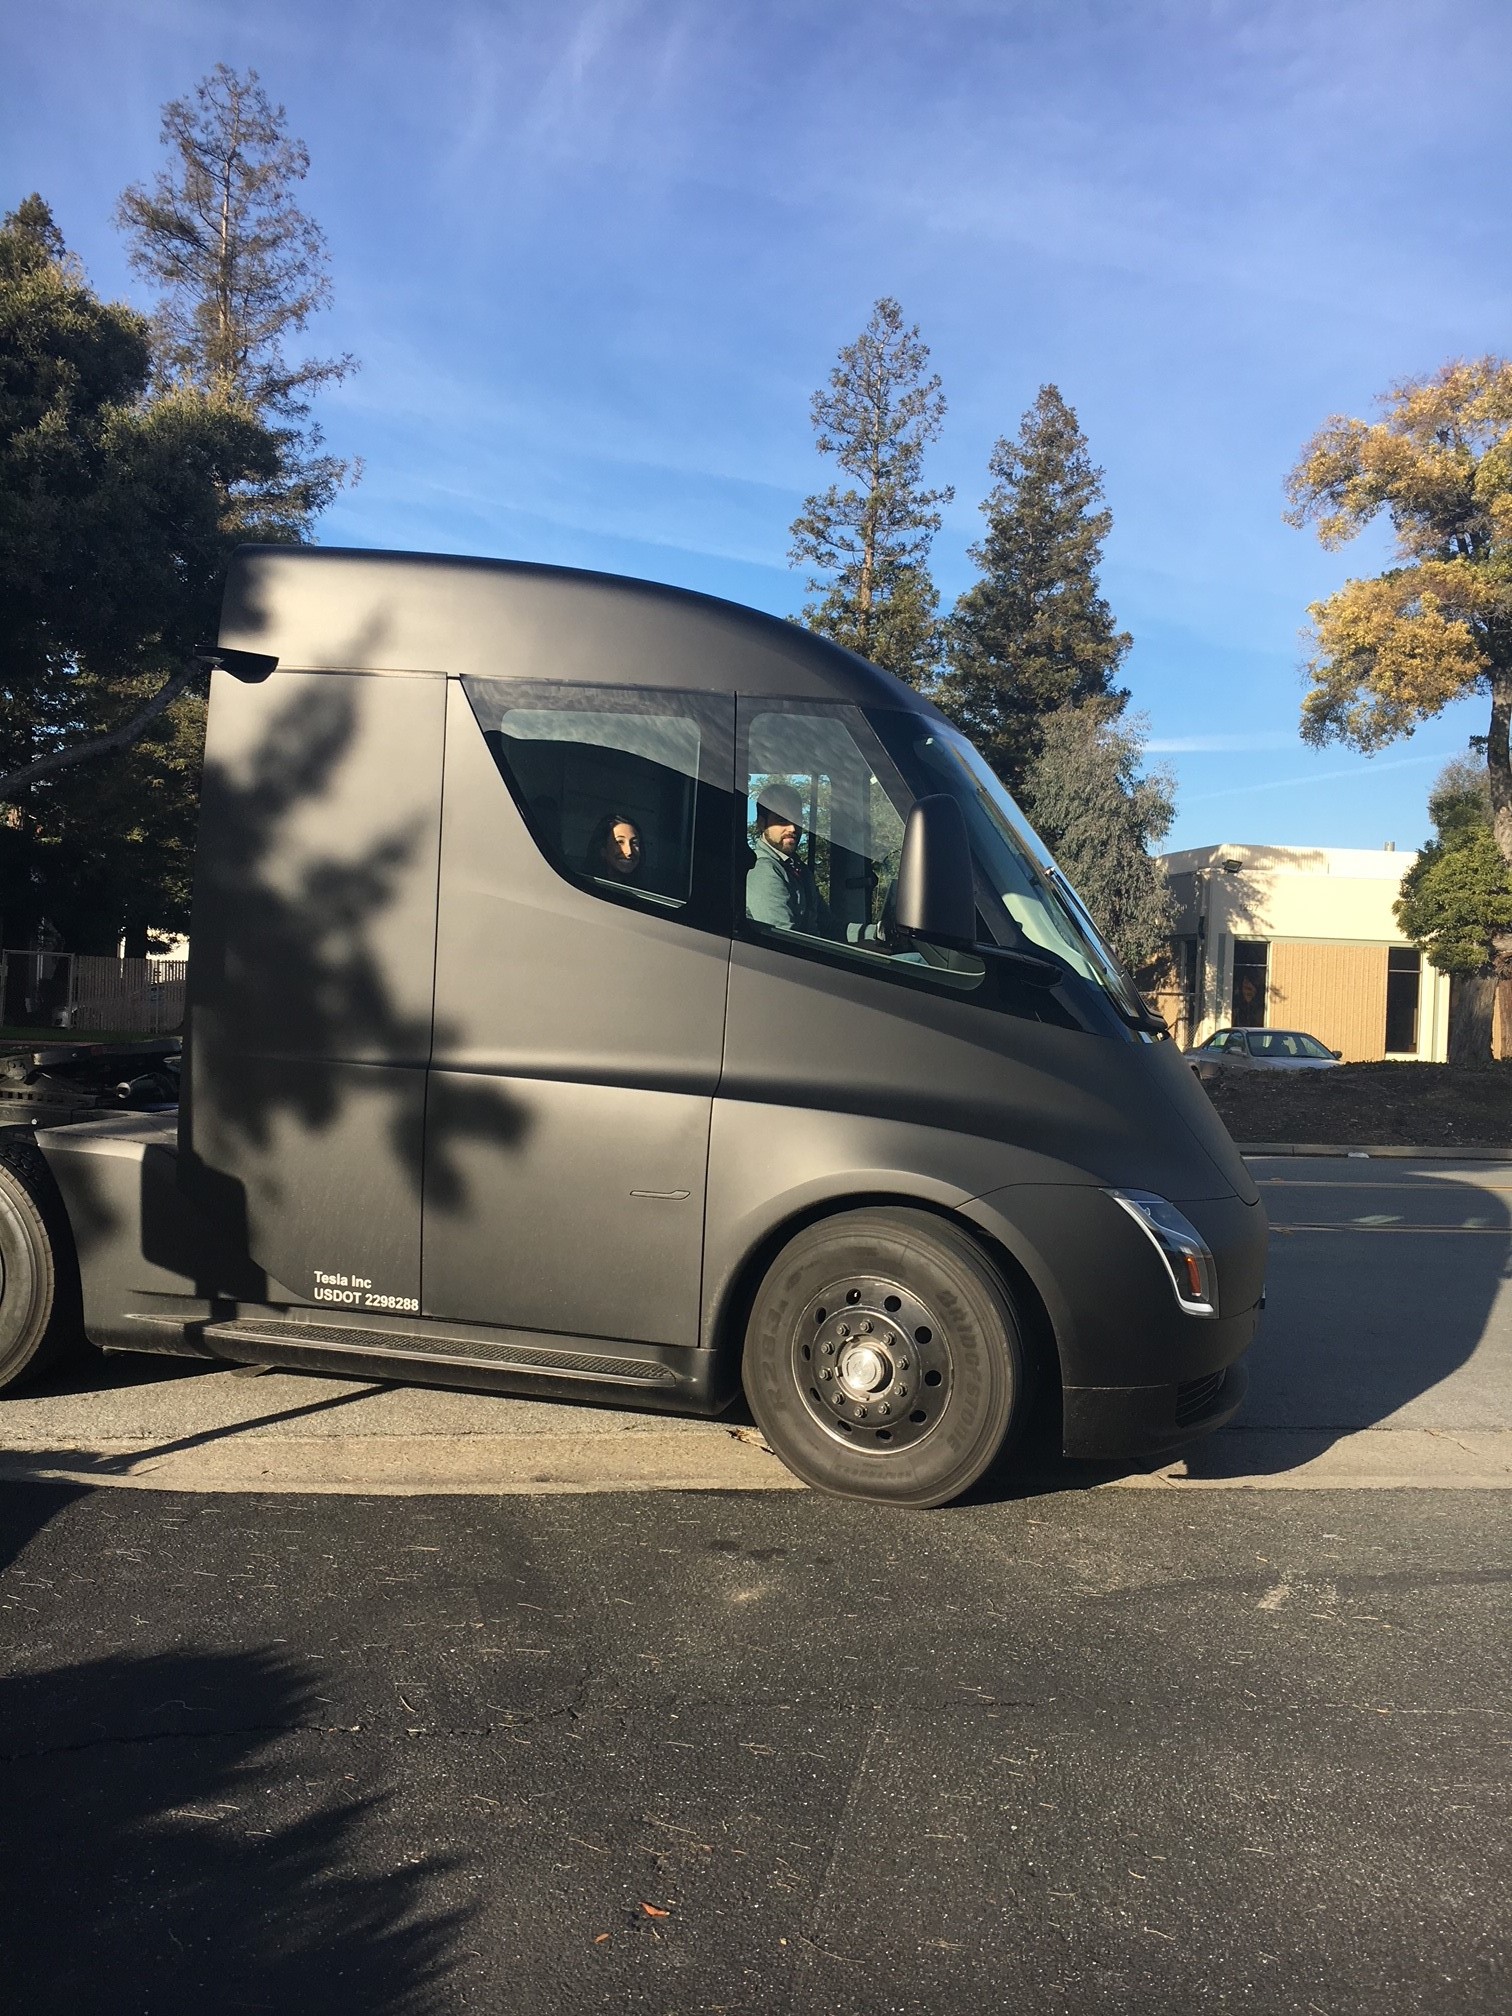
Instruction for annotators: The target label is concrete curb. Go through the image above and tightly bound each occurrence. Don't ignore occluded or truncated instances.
[1241,1142,1512,1159]
[2,1425,1507,1496]
[0,1426,808,1497]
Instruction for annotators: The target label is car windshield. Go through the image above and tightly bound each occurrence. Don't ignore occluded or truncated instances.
[868,713,1152,1024]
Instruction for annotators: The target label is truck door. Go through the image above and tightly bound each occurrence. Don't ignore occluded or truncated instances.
[420,676,733,1349]
[181,667,445,1307]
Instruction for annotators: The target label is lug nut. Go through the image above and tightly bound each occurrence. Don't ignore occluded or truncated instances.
[820,1368,832,1381]
[897,1356,908,1371]
[821,1341,834,1355]
[896,1385,908,1399]
[837,1324,851,1340]
[879,1403,891,1417]
[859,1320,873,1334]
[855,1406,867,1419]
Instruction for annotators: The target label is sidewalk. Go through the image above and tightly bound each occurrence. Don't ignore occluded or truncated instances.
[2,1358,1507,1495]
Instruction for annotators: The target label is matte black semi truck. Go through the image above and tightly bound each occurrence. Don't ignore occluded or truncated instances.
[0,548,1266,1507]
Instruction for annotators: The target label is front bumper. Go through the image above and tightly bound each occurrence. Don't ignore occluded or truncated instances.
[1062,1355,1250,1459]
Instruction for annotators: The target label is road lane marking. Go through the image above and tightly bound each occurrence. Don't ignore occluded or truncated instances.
[1258,1178,1512,1190]
[1270,1223,1512,1235]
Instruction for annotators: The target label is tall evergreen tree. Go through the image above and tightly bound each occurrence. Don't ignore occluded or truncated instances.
[0,196,284,951]
[789,297,951,686]
[937,385,1130,790]
[116,63,356,530]
[1020,703,1174,973]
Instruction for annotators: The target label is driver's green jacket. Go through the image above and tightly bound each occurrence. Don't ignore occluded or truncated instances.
[746,834,828,933]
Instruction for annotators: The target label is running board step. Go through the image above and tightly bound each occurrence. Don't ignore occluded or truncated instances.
[199,1317,680,1386]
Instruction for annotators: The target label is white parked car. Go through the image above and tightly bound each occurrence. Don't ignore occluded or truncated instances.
[1188,1028,1342,1072]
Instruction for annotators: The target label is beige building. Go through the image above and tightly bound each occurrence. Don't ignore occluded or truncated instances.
[1156,843,1449,1062]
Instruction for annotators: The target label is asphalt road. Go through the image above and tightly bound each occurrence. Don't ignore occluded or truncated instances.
[2,1483,1507,2015]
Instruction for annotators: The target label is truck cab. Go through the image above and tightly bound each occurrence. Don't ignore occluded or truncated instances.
[0,547,1266,1506]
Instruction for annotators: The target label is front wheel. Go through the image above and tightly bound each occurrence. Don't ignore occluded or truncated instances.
[741,1207,1030,1508]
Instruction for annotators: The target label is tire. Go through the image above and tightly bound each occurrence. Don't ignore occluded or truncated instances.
[741,1207,1029,1508]
[0,1137,80,1392]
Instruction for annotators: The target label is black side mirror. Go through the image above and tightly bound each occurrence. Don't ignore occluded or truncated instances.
[195,642,278,683]
[895,794,975,947]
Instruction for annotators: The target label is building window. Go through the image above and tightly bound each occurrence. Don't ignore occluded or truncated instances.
[1177,937,1200,1036]
[1386,946,1421,1054]
[1230,939,1268,1027]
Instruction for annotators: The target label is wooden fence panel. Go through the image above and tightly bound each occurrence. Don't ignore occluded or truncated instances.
[1267,940,1388,1061]
[69,955,186,1034]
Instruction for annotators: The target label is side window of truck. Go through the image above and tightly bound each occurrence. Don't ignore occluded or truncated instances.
[462,679,733,927]
[740,700,983,992]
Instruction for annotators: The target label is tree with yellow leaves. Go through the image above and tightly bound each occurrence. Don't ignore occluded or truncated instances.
[1286,358,1512,858]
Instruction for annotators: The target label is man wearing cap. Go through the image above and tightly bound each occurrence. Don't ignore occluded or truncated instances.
[746,782,829,935]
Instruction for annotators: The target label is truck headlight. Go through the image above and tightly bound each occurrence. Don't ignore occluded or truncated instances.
[1109,1190,1217,1317]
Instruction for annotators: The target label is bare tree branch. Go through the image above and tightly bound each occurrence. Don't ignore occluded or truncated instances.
[0,659,205,801]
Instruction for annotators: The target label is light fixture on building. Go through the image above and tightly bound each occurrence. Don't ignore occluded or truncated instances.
[1219,856,1243,874]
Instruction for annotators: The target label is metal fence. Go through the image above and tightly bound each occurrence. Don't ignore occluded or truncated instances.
[0,950,187,1035]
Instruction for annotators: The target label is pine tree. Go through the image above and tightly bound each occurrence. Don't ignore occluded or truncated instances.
[937,386,1130,790]
[116,63,356,530]
[1020,704,1174,973]
[1395,756,1512,1063]
[789,298,951,686]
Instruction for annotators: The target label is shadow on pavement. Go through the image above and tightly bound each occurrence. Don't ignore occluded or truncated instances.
[0,1638,466,2015]
[1183,1162,1512,1479]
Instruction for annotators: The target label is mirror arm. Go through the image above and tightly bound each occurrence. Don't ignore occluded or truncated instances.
[971,942,1068,988]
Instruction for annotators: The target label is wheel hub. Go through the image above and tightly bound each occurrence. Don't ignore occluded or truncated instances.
[793,1275,953,1454]
[837,1342,889,1394]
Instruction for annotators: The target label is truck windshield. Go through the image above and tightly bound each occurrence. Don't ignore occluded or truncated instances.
[868,712,1154,1026]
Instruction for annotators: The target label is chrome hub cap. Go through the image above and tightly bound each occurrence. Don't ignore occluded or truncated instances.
[838,1344,888,1394]
[792,1274,954,1454]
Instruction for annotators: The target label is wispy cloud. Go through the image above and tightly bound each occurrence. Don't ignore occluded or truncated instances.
[1182,750,1447,804]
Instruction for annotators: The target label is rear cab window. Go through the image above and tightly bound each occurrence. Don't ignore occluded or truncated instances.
[462,678,733,931]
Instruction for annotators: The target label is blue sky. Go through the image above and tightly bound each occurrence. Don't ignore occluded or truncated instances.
[6,0,1510,851]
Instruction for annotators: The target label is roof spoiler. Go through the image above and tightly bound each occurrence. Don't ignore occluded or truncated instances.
[195,643,279,684]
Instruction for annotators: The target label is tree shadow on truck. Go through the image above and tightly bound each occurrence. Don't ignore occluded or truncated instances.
[49,669,531,1353]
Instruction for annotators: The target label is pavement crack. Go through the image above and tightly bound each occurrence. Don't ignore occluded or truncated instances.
[797,1701,883,1964]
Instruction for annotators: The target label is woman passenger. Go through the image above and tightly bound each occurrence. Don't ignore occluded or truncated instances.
[584,811,644,884]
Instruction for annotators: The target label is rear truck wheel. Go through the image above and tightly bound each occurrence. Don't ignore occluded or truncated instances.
[741,1207,1030,1509]
[0,1137,80,1392]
